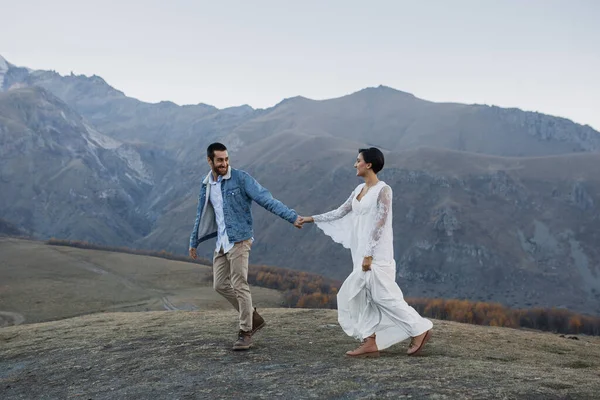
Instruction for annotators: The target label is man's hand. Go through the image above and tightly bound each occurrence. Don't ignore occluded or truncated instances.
[294,216,315,229]
[293,216,304,229]
[189,248,197,259]
[362,256,373,272]
[296,216,314,228]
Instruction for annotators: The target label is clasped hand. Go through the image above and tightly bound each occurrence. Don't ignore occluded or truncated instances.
[293,215,314,229]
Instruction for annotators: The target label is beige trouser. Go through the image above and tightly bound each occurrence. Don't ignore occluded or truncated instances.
[213,239,253,332]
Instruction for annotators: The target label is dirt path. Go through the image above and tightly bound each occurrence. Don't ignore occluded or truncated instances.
[1,309,599,399]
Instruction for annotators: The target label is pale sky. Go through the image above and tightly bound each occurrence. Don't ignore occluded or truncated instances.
[1,0,599,129]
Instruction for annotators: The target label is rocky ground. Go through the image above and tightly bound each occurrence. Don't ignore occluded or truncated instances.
[1,309,599,399]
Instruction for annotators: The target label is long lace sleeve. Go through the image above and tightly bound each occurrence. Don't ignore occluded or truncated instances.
[312,190,355,223]
[364,185,392,258]
[312,187,359,249]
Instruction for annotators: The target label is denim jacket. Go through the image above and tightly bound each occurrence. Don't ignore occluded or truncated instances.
[189,167,298,249]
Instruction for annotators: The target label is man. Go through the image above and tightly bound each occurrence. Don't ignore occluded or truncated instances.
[189,142,302,350]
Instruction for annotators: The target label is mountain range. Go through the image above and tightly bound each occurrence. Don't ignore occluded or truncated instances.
[1,54,599,314]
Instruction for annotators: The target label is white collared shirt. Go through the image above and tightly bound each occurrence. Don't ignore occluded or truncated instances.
[208,173,234,254]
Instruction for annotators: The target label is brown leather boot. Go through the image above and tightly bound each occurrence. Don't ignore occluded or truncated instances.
[346,336,379,357]
[252,307,266,335]
[232,330,253,351]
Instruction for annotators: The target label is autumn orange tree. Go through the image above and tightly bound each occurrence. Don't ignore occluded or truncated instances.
[409,297,599,335]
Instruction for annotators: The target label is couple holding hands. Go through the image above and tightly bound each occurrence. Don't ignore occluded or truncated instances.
[189,142,432,357]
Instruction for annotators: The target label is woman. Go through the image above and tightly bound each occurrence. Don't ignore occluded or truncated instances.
[301,148,433,357]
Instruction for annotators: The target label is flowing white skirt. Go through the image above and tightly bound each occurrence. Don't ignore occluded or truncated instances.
[337,260,433,350]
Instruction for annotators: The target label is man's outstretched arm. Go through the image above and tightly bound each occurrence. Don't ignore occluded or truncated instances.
[241,171,302,228]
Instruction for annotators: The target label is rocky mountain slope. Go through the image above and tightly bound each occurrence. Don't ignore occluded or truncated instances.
[1,55,599,313]
[0,86,163,243]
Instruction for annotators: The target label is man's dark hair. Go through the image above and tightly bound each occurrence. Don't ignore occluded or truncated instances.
[207,142,228,161]
[359,147,385,174]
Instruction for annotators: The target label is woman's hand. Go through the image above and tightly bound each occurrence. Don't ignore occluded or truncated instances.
[362,256,372,271]
[297,216,314,225]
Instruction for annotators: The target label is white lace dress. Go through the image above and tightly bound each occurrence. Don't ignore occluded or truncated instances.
[313,181,433,350]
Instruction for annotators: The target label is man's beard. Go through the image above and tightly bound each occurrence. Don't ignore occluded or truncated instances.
[213,165,228,176]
